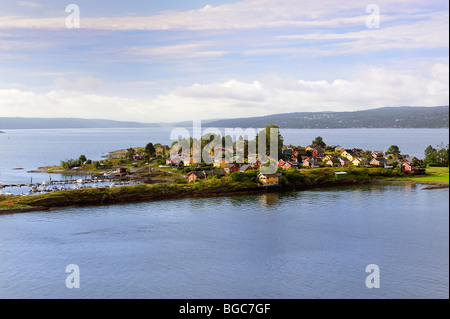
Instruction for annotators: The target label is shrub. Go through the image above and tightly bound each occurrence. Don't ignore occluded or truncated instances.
[60,158,81,170]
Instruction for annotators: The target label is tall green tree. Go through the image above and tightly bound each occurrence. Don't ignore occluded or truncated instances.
[386,145,401,157]
[126,147,135,159]
[424,144,449,166]
[145,143,156,156]
[255,125,284,159]
[78,155,87,163]
[312,136,326,148]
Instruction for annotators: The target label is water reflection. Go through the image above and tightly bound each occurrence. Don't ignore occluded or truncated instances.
[258,192,280,208]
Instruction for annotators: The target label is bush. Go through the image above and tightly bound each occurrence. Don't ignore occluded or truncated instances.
[173,178,187,184]
[60,158,81,169]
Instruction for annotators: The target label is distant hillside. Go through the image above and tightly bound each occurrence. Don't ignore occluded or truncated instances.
[205,106,449,128]
[0,117,159,129]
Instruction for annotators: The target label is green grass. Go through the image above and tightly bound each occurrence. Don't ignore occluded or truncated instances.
[406,166,449,183]
[381,166,449,183]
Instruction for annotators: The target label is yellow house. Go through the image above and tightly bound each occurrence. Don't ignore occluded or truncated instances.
[352,158,368,166]
[341,150,359,162]
[305,145,314,152]
[155,146,165,154]
[213,158,228,168]
[184,157,200,167]
[258,173,280,186]
[322,155,334,162]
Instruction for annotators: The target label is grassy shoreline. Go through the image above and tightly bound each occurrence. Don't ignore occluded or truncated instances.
[1,167,448,214]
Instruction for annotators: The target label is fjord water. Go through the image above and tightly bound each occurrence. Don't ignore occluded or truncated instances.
[0,185,448,299]
[0,128,449,298]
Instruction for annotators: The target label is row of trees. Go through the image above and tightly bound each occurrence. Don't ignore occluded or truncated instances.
[60,155,91,170]
[424,144,449,166]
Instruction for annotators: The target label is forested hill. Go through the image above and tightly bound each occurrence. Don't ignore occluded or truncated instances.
[1,106,448,129]
[205,106,449,128]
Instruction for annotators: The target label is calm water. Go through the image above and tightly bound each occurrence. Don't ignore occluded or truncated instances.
[0,185,448,299]
[0,128,449,298]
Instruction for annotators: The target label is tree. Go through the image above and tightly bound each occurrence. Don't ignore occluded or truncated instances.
[386,145,400,157]
[424,144,449,166]
[424,145,437,166]
[312,136,326,148]
[363,150,372,158]
[60,158,81,170]
[145,143,156,156]
[126,147,135,159]
[78,155,87,163]
[255,125,284,159]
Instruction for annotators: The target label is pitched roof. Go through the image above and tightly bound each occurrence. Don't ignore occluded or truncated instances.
[371,157,387,163]
[327,158,341,164]
[188,171,205,178]
[240,164,253,172]
[313,147,325,153]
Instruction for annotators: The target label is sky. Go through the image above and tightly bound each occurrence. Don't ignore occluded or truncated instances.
[0,0,448,123]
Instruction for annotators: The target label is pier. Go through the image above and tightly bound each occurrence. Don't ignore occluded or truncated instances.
[0,175,135,190]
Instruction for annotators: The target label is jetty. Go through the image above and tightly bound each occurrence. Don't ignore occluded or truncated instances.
[0,174,136,190]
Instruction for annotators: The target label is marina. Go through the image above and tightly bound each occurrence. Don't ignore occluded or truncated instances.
[0,176,142,195]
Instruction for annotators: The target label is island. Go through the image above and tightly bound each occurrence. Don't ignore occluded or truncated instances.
[1,126,448,214]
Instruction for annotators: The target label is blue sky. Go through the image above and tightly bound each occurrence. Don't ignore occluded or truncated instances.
[0,0,448,122]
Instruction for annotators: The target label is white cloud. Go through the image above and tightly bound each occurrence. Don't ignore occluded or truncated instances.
[1,0,445,31]
[53,76,104,91]
[1,64,446,122]
[18,1,42,8]
[0,88,156,121]
[125,43,231,59]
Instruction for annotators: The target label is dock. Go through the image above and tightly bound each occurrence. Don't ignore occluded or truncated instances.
[0,175,133,189]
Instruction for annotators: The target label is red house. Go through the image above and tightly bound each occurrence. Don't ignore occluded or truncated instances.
[370,157,388,166]
[117,168,127,174]
[401,162,419,173]
[187,171,206,183]
[277,159,286,167]
[371,151,384,158]
[250,159,262,168]
[312,147,325,158]
[303,158,320,168]
[132,153,146,160]
[326,158,341,167]
[224,164,240,173]
[282,160,300,169]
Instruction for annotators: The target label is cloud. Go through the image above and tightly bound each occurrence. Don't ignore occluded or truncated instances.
[1,64,446,123]
[0,88,156,121]
[53,76,104,91]
[18,1,42,8]
[2,0,446,31]
[125,43,231,59]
